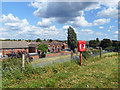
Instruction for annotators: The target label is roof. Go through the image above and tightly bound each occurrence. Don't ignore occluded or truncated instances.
[28,41,63,47]
[0,41,28,49]
[28,44,37,47]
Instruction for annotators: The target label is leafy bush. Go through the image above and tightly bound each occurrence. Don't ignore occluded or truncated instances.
[2,58,31,87]
[41,54,46,57]
[105,46,116,52]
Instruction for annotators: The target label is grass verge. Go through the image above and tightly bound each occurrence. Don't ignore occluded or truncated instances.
[2,52,118,88]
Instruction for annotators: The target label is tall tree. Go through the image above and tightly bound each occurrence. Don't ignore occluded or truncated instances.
[49,39,53,42]
[43,39,46,41]
[37,44,48,57]
[100,39,112,49]
[96,38,99,43]
[89,40,98,48]
[36,38,42,42]
[67,26,77,52]
[37,44,48,53]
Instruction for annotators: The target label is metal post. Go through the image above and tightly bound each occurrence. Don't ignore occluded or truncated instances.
[80,52,82,65]
[22,54,25,73]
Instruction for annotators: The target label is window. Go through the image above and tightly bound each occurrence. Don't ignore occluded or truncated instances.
[20,49,22,51]
[6,49,9,52]
[12,49,15,51]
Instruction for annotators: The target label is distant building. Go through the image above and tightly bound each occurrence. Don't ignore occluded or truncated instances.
[0,40,69,58]
[28,41,68,53]
[0,41,29,57]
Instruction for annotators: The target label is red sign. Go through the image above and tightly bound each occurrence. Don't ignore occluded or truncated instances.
[78,41,86,52]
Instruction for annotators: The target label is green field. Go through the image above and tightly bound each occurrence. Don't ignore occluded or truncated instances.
[2,52,118,88]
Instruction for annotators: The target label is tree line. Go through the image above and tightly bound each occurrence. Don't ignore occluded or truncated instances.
[89,38,119,52]
[67,26,119,52]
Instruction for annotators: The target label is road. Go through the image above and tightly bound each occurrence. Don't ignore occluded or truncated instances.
[32,51,108,68]
[32,54,72,67]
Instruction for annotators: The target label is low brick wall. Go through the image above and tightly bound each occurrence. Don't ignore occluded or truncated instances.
[30,55,40,59]
[1,52,71,60]
[46,52,71,57]
[29,52,71,59]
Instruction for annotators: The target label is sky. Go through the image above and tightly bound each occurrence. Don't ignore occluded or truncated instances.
[0,0,119,41]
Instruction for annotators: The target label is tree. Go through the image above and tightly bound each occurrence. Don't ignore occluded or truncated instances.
[89,40,98,48]
[100,39,112,49]
[28,39,32,42]
[18,39,21,41]
[67,26,77,52]
[96,38,99,43]
[37,44,48,53]
[43,39,46,41]
[36,38,42,42]
[49,39,53,42]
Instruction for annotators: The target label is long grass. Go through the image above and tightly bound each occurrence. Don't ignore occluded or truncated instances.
[2,52,118,88]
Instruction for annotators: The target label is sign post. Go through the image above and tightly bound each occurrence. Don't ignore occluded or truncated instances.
[80,52,82,65]
[78,41,86,65]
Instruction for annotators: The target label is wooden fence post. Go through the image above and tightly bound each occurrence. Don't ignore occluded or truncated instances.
[22,54,25,73]
[100,47,102,58]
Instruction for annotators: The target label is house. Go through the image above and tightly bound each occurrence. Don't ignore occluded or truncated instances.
[0,41,29,57]
[28,41,68,53]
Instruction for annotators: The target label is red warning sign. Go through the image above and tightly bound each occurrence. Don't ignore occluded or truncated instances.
[78,41,86,52]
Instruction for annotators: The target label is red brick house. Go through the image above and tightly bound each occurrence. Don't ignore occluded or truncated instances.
[28,41,68,53]
[0,41,29,57]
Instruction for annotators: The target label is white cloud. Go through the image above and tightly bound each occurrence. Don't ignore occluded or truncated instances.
[70,16,92,27]
[97,8,118,19]
[114,35,118,38]
[1,13,62,39]
[37,18,52,27]
[81,29,94,34]
[99,26,104,29]
[104,34,107,36]
[2,13,19,23]
[96,32,103,36]
[99,0,118,8]
[49,25,58,31]
[93,18,110,26]
[62,25,70,30]
[0,38,6,40]
[109,25,114,29]
[107,30,111,32]
[2,14,30,33]
[114,31,118,34]
[85,2,100,11]
[29,2,100,23]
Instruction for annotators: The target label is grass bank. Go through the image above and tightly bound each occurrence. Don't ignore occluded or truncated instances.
[2,52,118,88]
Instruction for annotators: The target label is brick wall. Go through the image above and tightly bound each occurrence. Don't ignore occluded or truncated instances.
[30,55,40,59]
[2,48,29,57]
[46,52,71,57]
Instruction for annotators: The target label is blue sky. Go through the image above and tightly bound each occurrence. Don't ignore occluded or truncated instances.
[0,0,119,41]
